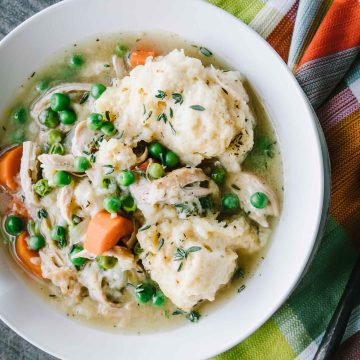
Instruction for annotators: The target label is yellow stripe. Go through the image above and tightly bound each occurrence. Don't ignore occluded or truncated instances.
[214,319,295,360]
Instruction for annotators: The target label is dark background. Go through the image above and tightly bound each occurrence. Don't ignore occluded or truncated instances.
[0,3,59,359]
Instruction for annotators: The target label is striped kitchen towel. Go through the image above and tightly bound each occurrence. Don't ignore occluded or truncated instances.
[208,0,360,359]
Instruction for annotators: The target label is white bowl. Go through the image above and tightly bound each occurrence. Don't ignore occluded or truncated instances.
[0,0,329,359]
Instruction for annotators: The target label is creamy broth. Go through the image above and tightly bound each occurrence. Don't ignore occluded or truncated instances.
[0,31,282,332]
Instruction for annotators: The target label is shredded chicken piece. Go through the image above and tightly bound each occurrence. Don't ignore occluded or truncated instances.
[73,246,136,267]
[71,120,95,157]
[19,141,40,217]
[219,129,254,173]
[39,223,81,300]
[228,172,279,227]
[38,154,76,172]
[57,185,75,225]
[131,167,218,207]
[77,247,137,307]
[112,55,128,79]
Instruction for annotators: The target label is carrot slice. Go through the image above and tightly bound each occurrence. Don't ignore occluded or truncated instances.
[84,210,134,255]
[130,50,157,67]
[15,232,42,277]
[0,145,23,191]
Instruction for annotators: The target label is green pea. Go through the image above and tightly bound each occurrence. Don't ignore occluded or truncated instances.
[103,196,122,213]
[51,225,67,248]
[13,108,27,124]
[54,171,72,187]
[59,109,77,125]
[114,43,129,57]
[38,108,60,128]
[96,256,118,270]
[120,194,137,213]
[36,79,49,93]
[250,192,268,209]
[152,290,165,307]
[165,151,179,168]
[221,193,240,210]
[148,163,165,179]
[34,179,52,197]
[5,215,24,236]
[28,235,46,251]
[74,156,90,172]
[48,143,65,155]
[148,142,165,160]
[135,283,153,304]
[87,113,104,131]
[211,167,226,185]
[101,122,117,136]
[90,83,106,99]
[118,170,135,186]
[70,245,86,267]
[69,54,85,68]
[48,129,63,144]
[50,93,71,112]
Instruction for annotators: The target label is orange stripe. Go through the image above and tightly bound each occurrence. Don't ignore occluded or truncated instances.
[327,108,360,227]
[267,14,295,62]
[299,0,360,66]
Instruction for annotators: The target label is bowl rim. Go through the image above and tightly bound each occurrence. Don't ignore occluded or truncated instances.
[0,0,330,358]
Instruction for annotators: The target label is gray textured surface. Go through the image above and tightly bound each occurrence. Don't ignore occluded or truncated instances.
[0,3,60,359]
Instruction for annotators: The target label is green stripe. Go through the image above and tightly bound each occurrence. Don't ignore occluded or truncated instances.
[215,319,295,359]
[345,58,360,86]
[208,0,266,24]
[286,217,357,341]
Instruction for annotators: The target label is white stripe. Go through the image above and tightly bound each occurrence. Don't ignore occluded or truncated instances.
[348,78,360,103]
[273,304,313,355]
[266,0,295,13]
[250,7,284,38]
[249,0,294,38]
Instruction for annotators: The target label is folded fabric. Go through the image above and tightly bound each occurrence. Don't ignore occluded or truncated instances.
[208,0,360,359]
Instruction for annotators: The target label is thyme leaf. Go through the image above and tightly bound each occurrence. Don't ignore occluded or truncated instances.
[139,224,151,232]
[172,93,183,105]
[79,91,90,104]
[158,238,164,251]
[199,47,212,57]
[155,90,167,99]
[190,105,205,111]
[157,112,168,123]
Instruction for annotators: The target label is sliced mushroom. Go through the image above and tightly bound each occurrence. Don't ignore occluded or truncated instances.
[130,167,218,207]
[227,172,279,227]
[19,141,40,216]
[30,83,93,129]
